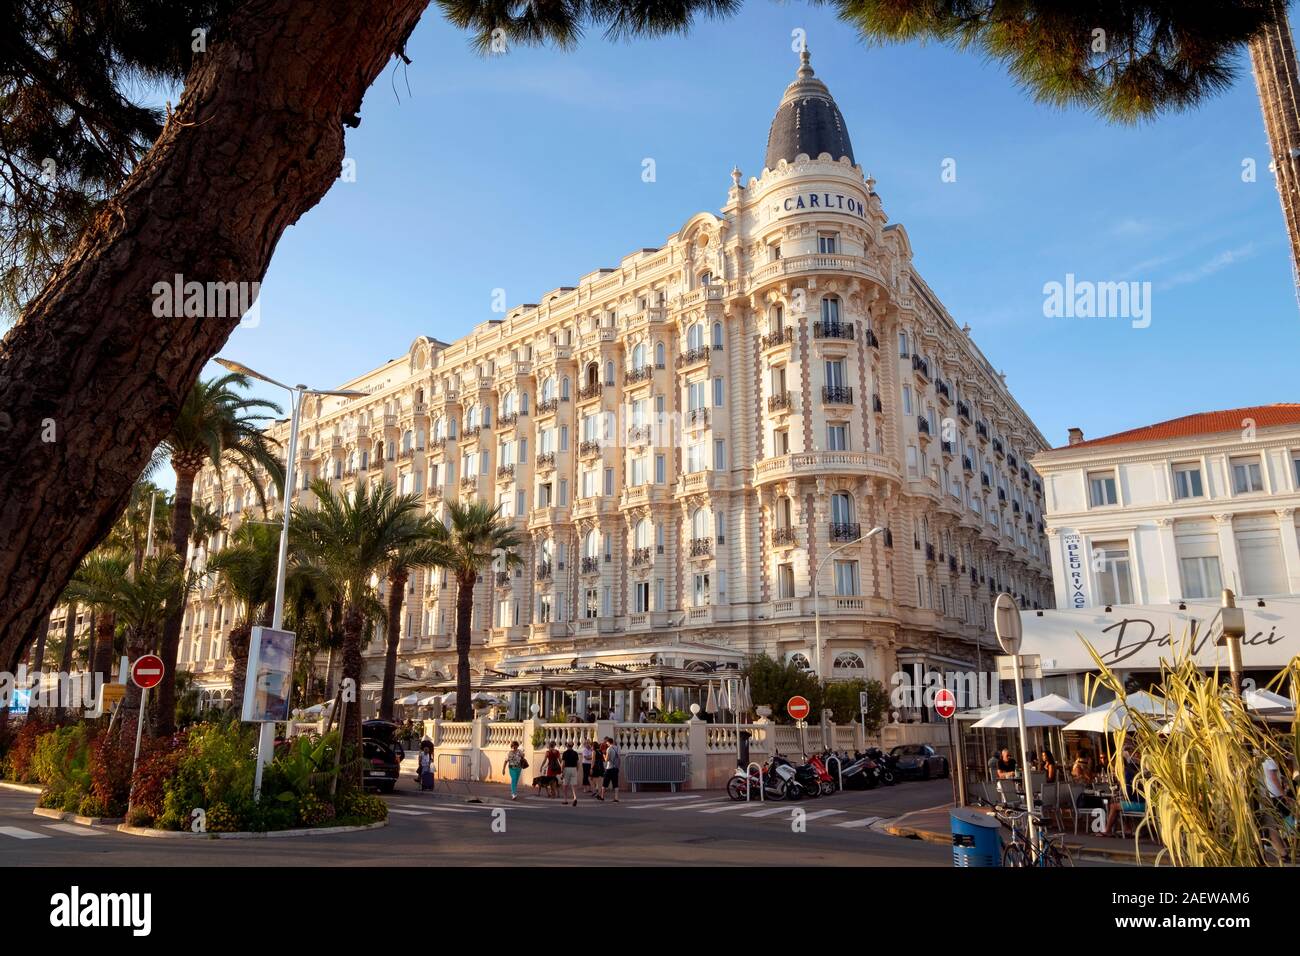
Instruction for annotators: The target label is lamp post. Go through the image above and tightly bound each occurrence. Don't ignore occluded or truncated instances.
[214,358,364,796]
[812,525,885,678]
[1218,588,1247,698]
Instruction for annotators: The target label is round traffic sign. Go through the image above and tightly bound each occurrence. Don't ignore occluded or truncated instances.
[130,654,165,690]
[786,695,810,721]
[934,688,957,719]
[993,592,1023,656]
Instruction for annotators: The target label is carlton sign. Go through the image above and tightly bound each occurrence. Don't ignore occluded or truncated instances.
[772,191,868,220]
[1019,599,1300,674]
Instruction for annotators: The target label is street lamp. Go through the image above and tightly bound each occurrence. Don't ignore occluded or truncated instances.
[812,525,886,678]
[213,357,364,796]
[1218,588,1247,698]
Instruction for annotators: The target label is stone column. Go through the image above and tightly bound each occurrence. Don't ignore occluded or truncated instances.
[1276,508,1300,593]
[1214,514,1241,594]
[687,716,709,789]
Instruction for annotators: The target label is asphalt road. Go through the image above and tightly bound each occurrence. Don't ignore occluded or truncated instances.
[0,780,954,867]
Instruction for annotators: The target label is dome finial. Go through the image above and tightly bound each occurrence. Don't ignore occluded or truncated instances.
[798,47,813,78]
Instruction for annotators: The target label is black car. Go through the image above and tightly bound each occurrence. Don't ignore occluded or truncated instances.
[362,720,405,793]
[889,744,950,780]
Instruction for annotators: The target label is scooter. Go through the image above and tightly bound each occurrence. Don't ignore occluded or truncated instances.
[769,754,821,800]
[726,763,788,801]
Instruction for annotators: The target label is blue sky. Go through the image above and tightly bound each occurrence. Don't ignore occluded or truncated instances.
[194,3,1298,489]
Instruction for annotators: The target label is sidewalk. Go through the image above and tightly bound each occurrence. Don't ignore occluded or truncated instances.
[883,803,1161,864]
[396,762,725,806]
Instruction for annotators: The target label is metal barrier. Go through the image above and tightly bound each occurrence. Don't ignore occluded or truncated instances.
[624,753,688,792]
[744,761,766,802]
[825,754,844,792]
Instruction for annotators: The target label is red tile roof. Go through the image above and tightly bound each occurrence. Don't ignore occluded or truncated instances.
[1059,404,1300,450]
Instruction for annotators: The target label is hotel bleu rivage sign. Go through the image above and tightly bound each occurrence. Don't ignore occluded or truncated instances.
[1019,600,1300,674]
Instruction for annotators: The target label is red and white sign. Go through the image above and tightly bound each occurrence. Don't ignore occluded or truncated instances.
[934,688,957,719]
[786,695,811,721]
[130,654,165,690]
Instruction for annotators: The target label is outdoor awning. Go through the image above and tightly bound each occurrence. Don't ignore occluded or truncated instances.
[425,663,720,694]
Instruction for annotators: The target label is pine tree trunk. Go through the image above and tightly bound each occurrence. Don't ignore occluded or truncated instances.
[340,603,365,786]
[31,619,47,675]
[59,602,77,674]
[154,463,199,736]
[1250,0,1300,291]
[0,0,434,674]
[380,570,408,722]
[454,572,477,721]
[91,612,116,680]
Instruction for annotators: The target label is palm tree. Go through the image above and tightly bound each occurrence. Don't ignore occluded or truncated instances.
[290,478,430,778]
[428,501,524,721]
[188,503,226,553]
[202,521,284,716]
[154,372,284,734]
[838,1,1299,280]
[378,537,442,721]
[64,550,132,683]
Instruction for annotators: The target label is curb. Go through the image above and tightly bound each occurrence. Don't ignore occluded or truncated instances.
[115,819,388,839]
[882,809,1155,864]
[32,807,124,826]
[0,781,44,795]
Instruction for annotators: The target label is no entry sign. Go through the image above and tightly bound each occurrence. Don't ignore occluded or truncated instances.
[786,695,810,721]
[130,654,165,690]
[934,688,957,719]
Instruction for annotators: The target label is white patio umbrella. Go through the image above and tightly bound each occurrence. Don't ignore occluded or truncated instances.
[394,692,421,706]
[956,703,1012,721]
[1025,693,1086,719]
[419,694,443,707]
[1244,689,1295,714]
[704,681,718,715]
[1063,691,1170,733]
[971,708,1065,729]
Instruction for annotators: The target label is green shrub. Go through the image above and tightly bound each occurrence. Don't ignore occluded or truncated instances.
[334,788,387,823]
[238,797,295,833]
[78,794,109,818]
[37,789,61,809]
[32,724,93,810]
[5,716,56,782]
[205,802,239,833]
[126,805,153,828]
[296,792,336,827]
[160,722,257,816]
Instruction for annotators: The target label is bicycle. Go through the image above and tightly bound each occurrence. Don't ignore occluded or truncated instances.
[974,798,1073,867]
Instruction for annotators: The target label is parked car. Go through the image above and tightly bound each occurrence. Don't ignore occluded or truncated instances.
[890,743,949,780]
[362,720,404,793]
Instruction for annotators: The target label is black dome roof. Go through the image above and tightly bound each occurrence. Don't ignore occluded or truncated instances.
[763,50,855,171]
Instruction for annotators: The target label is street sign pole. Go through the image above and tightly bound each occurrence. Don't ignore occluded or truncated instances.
[132,687,147,775]
[994,592,1035,851]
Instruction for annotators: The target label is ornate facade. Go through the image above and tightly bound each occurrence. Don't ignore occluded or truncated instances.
[178,53,1054,711]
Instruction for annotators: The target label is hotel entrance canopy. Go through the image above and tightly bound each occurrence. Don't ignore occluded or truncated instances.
[1017,599,1300,674]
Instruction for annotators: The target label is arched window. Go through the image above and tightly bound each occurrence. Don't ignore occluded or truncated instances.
[699,271,713,286]
[432,418,443,441]
[687,324,703,350]
[541,377,555,402]
[691,507,710,540]
[521,392,530,414]
[361,449,369,468]
[561,376,570,400]
[634,518,651,549]
[466,406,478,429]
[711,321,723,349]
[604,361,615,385]
[821,296,840,324]
[654,341,666,368]
[831,492,854,525]
[584,530,599,559]
[403,430,413,452]
[789,653,812,672]
[632,343,645,369]
[770,305,784,332]
[415,388,424,404]
[777,496,792,529]
[501,392,514,416]
[586,363,599,387]
[832,652,864,671]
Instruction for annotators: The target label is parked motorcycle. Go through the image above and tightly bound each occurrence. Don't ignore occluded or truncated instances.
[807,751,842,795]
[726,762,788,801]
[837,751,879,790]
[768,754,821,800]
[865,747,899,786]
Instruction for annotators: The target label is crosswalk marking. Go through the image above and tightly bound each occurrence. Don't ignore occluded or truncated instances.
[798,809,847,822]
[660,799,723,811]
[43,823,106,836]
[742,805,795,817]
[834,816,882,829]
[698,802,760,814]
[395,805,477,814]
[0,826,49,840]
[387,808,432,816]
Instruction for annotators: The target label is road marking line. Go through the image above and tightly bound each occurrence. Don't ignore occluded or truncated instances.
[798,809,847,821]
[0,826,49,840]
[697,802,760,814]
[741,806,794,817]
[657,799,722,811]
[387,808,433,816]
[834,816,882,829]
[43,824,107,836]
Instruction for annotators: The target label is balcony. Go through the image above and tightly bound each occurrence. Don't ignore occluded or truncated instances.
[689,537,713,557]
[822,385,854,405]
[830,522,861,543]
[813,321,855,340]
[630,546,652,566]
[495,571,510,588]
[911,354,930,380]
[626,425,652,446]
[981,474,991,489]
[761,327,795,350]
[992,438,1004,457]
[976,421,990,441]
[935,379,950,402]
[535,451,556,470]
[537,562,552,580]
[496,464,515,480]
[1007,452,1018,469]
[577,382,604,401]
[755,450,898,487]
[916,416,931,437]
[626,365,654,385]
[678,345,711,368]
[625,306,668,332]
[941,440,954,456]
[687,407,710,428]
[497,411,520,428]
[772,526,797,547]
[580,556,601,575]
[536,398,560,415]
[460,475,479,490]
[768,391,793,413]
[956,401,971,422]
[579,440,601,459]
[400,446,417,460]
[864,328,879,348]
[368,458,384,471]
[962,456,974,474]
[997,488,1007,503]
[872,393,883,414]
[925,543,937,562]
[429,437,447,450]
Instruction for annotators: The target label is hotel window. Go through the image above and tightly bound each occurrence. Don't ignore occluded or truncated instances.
[634,518,652,549]
[699,271,712,286]
[777,563,795,599]
[833,560,859,596]
[1179,553,1223,600]
[902,385,913,415]
[1231,456,1264,494]
[693,572,711,606]
[539,595,553,623]
[688,380,706,411]
[687,442,705,473]
[818,233,838,254]
[1088,470,1118,507]
[831,492,854,525]
[634,582,650,613]
[515,490,525,514]
[712,322,724,349]
[604,467,614,495]
[769,243,782,262]
[584,589,598,619]
[559,425,569,451]
[687,323,704,350]
[715,512,727,545]
[827,423,848,451]
[825,358,845,388]
[714,439,726,470]
[774,428,790,455]
[1172,463,1204,500]
[605,361,615,385]
[713,377,724,406]
[561,377,570,400]
[558,479,568,506]
[1094,542,1134,605]
[821,296,840,324]
[581,469,597,498]
[770,305,784,331]
[654,454,665,484]
[1237,529,1287,595]
[906,445,919,478]
[655,578,665,609]
[655,341,666,367]
[631,455,648,486]
[538,483,552,508]
[632,342,646,369]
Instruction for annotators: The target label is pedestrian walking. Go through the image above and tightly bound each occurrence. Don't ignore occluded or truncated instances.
[562,741,581,806]
[540,740,562,798]
[581,739,593,792]
[597,736,621,802]
[503,741,527,800]
[417,739,435,792]
[590,737,606,795]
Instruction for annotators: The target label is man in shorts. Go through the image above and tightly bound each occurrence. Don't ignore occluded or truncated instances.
[597,736,621,803]
[561,741,581,806]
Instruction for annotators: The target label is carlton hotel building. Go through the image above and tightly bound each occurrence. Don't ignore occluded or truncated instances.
[178,53,1054,713]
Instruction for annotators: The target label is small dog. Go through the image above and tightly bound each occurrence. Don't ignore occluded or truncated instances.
[532,775,559,798]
